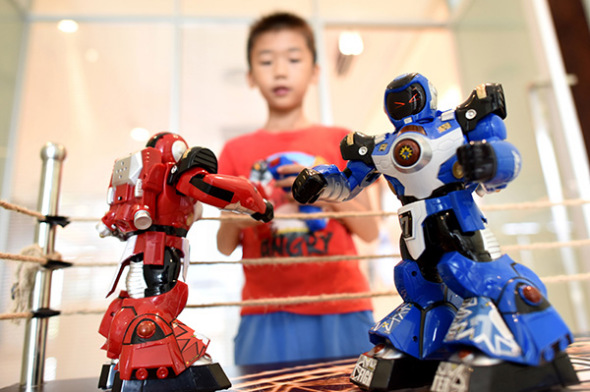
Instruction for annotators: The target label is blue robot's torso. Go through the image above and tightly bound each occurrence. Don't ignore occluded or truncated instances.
[372,110,487,261]
[373,111,468,200]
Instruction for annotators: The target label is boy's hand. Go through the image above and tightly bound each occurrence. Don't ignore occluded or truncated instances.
[292,168,327,204]
[274,163,306,190]
[220,211,264,229]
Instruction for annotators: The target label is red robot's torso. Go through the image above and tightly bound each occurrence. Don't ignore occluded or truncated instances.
[102,147,200,236]
[101,147,203,297]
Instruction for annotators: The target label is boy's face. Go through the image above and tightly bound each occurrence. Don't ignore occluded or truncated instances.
[248,29,318,113]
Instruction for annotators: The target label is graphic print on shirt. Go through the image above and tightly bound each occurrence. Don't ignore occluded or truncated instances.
[249,152,333,257]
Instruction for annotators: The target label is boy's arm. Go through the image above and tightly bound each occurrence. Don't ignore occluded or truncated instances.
[318,189,379,243]
[214,143,264,255]
[217,213,262,255]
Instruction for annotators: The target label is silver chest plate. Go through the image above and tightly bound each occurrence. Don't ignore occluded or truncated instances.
[373,127,464,199]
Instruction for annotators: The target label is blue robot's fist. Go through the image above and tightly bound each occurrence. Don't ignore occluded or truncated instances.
[292,168,327,204]
[251,200,274,223]
[457,141,497,183]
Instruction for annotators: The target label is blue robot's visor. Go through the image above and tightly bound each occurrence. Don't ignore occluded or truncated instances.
[385,83,426,120]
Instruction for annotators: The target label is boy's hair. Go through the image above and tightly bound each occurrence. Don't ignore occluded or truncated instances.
[247,12,317,69]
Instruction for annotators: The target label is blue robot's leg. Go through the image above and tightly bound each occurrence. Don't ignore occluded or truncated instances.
[370,259,462,359]
[431,252,579,391]
[350,259,462,391]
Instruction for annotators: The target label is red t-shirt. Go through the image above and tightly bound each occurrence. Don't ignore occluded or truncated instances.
[218,125,373,316]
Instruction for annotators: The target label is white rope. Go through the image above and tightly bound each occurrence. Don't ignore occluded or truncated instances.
[48,198,590,223]
[1,197,590,320]
[3,238,590,268]
[0,312,32,321]
[2,271,590,320]
[0,199,44,220]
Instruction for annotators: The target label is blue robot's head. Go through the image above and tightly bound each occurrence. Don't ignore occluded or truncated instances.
[384,73,438,130]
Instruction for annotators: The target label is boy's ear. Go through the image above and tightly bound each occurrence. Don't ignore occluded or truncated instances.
[247,70,256,88]
[311,64,320,85]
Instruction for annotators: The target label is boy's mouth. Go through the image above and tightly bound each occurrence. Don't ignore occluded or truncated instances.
[273,86,290,96]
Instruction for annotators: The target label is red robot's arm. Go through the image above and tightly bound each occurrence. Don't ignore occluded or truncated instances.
[176,167,273,222]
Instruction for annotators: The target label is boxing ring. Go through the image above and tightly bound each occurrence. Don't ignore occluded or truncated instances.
[1,142,590,391]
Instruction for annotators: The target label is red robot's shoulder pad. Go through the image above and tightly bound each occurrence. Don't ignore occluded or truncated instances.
[167,147,218,185]
[110,148,163,188]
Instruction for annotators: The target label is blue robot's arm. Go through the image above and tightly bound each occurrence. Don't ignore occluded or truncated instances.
[293,159,380,203]
[457,114,522,192]
[292,131,382,204]
[454,83,521,192]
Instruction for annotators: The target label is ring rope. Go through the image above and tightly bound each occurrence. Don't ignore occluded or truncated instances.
[0,312,32,321]
[3,198,590,224]
[501,238,590,252]
[0,251,48,265]
[0,200,45,220]
[2,238,590,268]
[1,198,590,320]
[2,271,590,321]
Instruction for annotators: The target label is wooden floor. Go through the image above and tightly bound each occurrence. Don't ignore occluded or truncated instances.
[229,338,590,392]
[1,337,589,392]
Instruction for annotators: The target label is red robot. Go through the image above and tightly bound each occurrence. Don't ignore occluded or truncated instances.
[97,132,273,392]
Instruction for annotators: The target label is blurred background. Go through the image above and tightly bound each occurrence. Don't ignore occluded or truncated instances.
[1,0,590,387]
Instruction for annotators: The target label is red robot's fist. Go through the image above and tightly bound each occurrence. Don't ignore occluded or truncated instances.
[250,200,274,223]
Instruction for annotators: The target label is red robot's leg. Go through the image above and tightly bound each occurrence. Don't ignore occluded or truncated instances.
[112,282,211,381]
[99,290,130,359]
[142,246,183,297]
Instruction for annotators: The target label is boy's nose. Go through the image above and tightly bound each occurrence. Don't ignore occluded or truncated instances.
[273,58,288,77]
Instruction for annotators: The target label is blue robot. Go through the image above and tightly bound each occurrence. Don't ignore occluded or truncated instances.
[250,152,327,232]
[292,73,578,392]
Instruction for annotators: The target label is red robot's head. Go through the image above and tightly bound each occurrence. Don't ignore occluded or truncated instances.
[146,132,188,163]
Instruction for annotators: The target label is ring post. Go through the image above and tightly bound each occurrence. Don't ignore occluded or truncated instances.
[20,142,66,391]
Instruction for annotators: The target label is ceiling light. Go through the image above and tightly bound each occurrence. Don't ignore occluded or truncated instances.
[58,19,79,33]
[338,31,364,56]
[130,127,150,142]
[438,86,461,110]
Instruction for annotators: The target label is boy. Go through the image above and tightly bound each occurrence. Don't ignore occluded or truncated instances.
[216,12,379,365]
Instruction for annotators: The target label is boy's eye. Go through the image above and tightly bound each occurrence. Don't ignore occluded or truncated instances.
[259,60,272,66]
[289,58,301,63]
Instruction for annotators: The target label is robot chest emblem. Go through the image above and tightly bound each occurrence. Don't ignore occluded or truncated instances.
[394,139,421,167]
[391,133,432,173]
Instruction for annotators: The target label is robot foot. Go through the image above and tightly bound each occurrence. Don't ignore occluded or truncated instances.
[98,361,118,390]
[431,351,579,392]
[108,363,231,392]
[349,344,439,391]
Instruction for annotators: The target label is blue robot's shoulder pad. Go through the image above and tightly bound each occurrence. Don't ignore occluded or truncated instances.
[340,132,375,166]
[455,83,506,132]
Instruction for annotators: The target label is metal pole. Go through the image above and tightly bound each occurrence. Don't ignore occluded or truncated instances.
[311,0,334,126]
[528,85,588,332]
[20,142,66,390]
[529,0,590,235]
